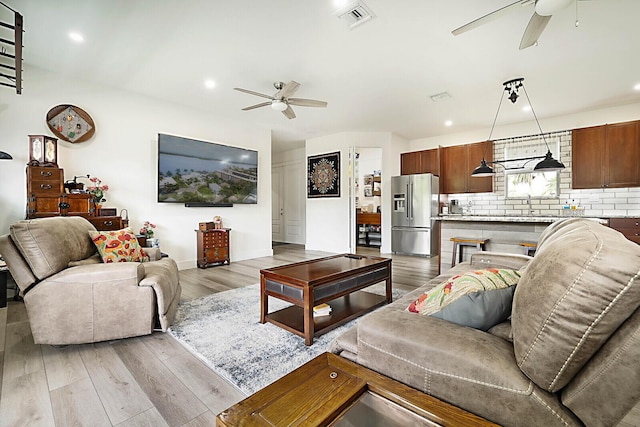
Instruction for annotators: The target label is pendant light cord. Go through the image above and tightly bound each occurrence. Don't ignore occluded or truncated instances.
[521,84,551,152]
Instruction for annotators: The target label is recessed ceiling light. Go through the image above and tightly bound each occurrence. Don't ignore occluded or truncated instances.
[68,32,84,43]
[204,79,216,89]
[522,105,532,112]
[634,83,640,91]
[445,120,453,127]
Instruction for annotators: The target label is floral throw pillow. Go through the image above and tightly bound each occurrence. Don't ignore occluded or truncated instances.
[407,268,521,331]
[89,228,149,263]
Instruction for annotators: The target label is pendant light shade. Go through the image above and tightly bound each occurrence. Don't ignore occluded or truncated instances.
[471,158,495,177]
[533,150,565,171]
[0,151,12,160]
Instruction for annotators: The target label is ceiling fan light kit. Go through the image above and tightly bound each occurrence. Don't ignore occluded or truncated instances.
[471,77,565,177]
[271,100,288,112]
[234,81,327,120]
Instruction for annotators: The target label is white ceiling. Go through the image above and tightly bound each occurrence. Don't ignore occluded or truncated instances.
[10,0,640,152]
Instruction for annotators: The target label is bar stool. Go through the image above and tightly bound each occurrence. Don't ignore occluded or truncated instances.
[450,237,489,267]
[519,241,538,257]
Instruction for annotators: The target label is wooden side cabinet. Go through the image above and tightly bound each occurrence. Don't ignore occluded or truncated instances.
[400,148,440,176]
[196,228,230,268]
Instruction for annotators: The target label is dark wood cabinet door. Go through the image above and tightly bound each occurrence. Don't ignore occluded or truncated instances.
[62,194,93,217]
[400,152,420,175]
[572,125,606,189]
[605,121,640,188]
[441,145,468,194]
[420,149,440,176]
[27,195,62,218]
[467,141,493,193]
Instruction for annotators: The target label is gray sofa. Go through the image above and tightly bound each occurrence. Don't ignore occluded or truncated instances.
[0,216,181,345]
[331,218,640,426]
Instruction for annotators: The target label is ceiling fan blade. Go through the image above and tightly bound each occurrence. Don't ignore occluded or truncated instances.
[282,106,296,119]
[288,98,328,108]
[234,87,273,99]
[452,0,528,35]
[276,81,301,99]
[242,101,271,111]
[519,12,552,50]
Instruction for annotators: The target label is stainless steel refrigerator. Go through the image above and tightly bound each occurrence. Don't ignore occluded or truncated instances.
[391,173,439,256]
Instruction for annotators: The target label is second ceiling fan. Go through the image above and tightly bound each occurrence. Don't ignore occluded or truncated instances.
[234,81,327,119]
[452,0,590,50]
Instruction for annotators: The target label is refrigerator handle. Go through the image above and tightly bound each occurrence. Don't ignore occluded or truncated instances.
[406,183,410,219]
[410,183,413,220]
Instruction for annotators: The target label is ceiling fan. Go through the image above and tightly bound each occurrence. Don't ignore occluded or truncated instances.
[233,81,328,119]
[452,0,589,50]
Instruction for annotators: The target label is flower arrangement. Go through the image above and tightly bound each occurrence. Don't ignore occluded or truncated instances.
[87,176,109,204]
[140,221,156,238]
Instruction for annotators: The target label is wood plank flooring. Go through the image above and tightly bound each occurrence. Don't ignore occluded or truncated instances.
[0,245,638,426]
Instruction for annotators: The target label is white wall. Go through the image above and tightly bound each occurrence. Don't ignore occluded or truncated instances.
[305,132,407,254]
[0,67,273,269]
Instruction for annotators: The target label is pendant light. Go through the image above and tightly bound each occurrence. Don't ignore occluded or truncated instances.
[471,77,565,177]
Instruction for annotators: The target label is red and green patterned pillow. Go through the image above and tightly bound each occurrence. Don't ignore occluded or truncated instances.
[89,228,149,263]
[407,268,521,331]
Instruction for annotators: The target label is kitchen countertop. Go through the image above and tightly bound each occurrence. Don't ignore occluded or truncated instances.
[435,215,609,224]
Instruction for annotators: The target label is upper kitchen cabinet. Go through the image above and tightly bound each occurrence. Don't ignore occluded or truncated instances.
[400,148,440,176]
[572,121,640,189]
[441,141,493,194]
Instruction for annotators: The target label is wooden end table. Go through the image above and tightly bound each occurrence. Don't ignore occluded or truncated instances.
[216,352,498,426]
[260,254,392,345]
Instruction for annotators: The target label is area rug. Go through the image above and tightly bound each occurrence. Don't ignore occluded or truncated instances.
[168,283,407,396]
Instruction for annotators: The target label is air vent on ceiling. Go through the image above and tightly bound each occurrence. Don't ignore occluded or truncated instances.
[430,92,452,102]
[335,1,375,30]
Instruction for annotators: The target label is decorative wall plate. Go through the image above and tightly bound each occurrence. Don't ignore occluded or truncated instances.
[46,104,96,143]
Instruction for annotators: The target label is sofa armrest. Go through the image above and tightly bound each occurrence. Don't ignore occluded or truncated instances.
[470,251,532,270]
[44,262,145,286]
[144,247,162,261]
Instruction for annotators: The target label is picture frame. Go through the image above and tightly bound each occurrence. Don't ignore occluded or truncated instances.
[307,151,340,198]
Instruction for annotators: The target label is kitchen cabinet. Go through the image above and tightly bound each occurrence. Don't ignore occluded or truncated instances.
[572,121,640,189]
[609,218,640,245]
[441,141,493,194]
[400,148,440,176]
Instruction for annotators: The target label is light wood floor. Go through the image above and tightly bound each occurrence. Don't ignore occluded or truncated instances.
[0,245,638,426]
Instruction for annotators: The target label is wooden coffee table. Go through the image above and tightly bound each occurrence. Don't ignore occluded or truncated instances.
[260,254,392,345]
[216,352,498,426]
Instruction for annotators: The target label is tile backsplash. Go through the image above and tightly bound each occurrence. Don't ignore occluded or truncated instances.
[443,131,640,218]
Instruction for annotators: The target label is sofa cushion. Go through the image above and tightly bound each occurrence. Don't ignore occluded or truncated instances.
[407,268,520,330]
[512,218,640,392]
[10,216,98,280]
[89,228,149,263]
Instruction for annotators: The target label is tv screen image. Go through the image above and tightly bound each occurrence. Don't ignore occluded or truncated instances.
[157,133,258,205]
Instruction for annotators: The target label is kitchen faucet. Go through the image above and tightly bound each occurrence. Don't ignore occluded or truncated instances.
[526,194,535,216]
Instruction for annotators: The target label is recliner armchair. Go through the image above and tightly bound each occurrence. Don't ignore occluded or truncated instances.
[0,216,181,345]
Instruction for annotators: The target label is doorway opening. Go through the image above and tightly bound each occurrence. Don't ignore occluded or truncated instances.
[354,147,382,253]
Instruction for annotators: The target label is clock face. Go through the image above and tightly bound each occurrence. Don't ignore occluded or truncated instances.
[46,104,96,143]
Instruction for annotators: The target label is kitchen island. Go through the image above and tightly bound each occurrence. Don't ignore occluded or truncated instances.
[435,215,608,274]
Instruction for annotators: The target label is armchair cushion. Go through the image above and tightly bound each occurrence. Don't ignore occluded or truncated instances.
[89,228,149,263]
[10,216,97,280]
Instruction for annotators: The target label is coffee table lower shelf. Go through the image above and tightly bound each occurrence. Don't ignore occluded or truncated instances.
[265,291,385,340]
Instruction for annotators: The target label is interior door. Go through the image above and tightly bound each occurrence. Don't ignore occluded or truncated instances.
[271,166,284,242]
[283,162,305,244]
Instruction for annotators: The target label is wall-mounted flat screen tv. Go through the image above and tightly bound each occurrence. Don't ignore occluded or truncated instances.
[157,133,258,205]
